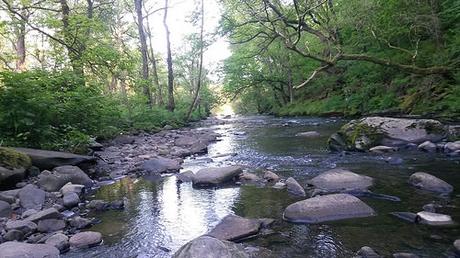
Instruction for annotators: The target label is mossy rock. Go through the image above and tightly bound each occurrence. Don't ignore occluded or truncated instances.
[0,147,32,169]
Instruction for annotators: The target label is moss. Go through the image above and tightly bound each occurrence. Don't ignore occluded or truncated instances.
[0,147,32,169]
[339,121,383,150]
[421,121,446,135]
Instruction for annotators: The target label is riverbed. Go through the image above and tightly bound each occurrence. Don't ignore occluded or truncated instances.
[66,116,460,257]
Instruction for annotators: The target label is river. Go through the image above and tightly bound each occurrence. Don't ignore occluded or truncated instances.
[65,116,460,258]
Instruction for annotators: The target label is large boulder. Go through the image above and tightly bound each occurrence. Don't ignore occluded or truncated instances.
[140,156,181,174]
[408,172,453,194]
[0,200,11,217]
[0,147,31,188]
[45,233,70,253]
[69,231,102,249]
[25,208,61,223]
[0,241,59,258]
[5,220,37,234]
[283,193,376,223]
[328,117,448,151]
[18,184,46,210]
[173,236,249,258]
[207,214,263,241]
[307,168,373,194]
[14,147,96,170]
[192,166,243,187]
[37,165,92,192]
[285,177,306,197]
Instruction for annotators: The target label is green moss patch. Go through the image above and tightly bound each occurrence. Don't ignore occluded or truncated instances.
[0,147,32,169]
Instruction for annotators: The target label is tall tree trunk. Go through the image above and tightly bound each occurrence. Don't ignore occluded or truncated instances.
[14,8,27,71]
[134,0,153,108]
[163,0,175,112]
[145,15,163,106]
[186,0,205,120]
[60,0,84,77]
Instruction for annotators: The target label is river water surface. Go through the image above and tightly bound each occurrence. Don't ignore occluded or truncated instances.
[66,116,460,258]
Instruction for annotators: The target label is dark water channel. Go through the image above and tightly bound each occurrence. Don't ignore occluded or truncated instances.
[66,116,460,258]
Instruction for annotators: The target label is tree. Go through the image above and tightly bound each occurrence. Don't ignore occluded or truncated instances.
[163,0,175,112]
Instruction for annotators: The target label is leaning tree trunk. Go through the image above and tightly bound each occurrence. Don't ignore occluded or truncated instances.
[163,0,175,112]
[134,0,153,108]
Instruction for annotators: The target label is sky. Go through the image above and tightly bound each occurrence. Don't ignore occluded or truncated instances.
[147,0,231,81]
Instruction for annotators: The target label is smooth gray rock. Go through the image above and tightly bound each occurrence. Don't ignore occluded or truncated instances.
[408,172,453,194]
[25,208,61,223]
[69,231,102,249]
[416,211,454,226]
[285,177,306,197]
[87,199,109,211]
[0,241,59,257]
[22,209,38,218]
[454,239,460,255]
[207,214,262,241]
[369,146,398,153]
[14,147,96,170]
[45,233,69,253]
[69,216,91,229]
[60,183,85,196]
[6,219,37,234]
[356,246,382,258]
[0,200,11,217]
[19,184,46,210]
[192,166,243,187]
[307,168,373,193]
[38,165,92,192]
[173,236,249,258]
[0,166,26,189]
[63,192,80,208]
[295,131,320,137]
[37,219,66,232]
[141,156,181,174]
[444,141,460,153]
[418,141,437,152]
[239,172,260,182]
[176,171,195,183]
[4,229,24,241]
[263,171,280,182]
[283,193,376,223]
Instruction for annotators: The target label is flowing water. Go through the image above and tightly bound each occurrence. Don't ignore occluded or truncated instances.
[66,116,460,258]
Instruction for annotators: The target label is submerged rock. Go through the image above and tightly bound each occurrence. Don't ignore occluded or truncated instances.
[307,168,373,193]
[390,212,417,223]
[14,147,96,170]
[69,231,102,249]
[416,211,454,226]
[355,246,382,258]
[207,214,265,241]
[327,117,447,151]
[141,156,181,174]
[408,172,453,194]
[239,172,260,182]
[454,239,460,255]
[392,253,420,258]
[285,177,306,197]
[0,241,60,258]
[417,141,437,152]
[263,171,280,182]
[38,165,93,192]
[176,171,195,183]
[295,131,320,137]
[369,146,398,153]
[192,166,242,187]
[283,193,375,223]
[173,236,249,258]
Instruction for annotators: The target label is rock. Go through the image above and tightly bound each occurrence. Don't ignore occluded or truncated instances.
[110,200,125,210]
[173,236,249,258]
[416,211,454,226]
[63,192,80,208]
[0,190,16,204]
[239,172,260,182]
[174,136,208,154]
[444,141,460,153]
[454,239,460,255]
[307,168,373,193]
[141,156,181,174]
[328,117,447,151]
[263,171,279,182]
[163,125,173,130]
[273,182,286,189]
[69,216,92,229]
[422,203,440,213]
[283,193,375,223]
[408,172,453,194]
[88,140,103,151]
[22,209,38,218]
[0,167,26,189]
[69,231,102,249]
[356,246,382,258]
[19,184,46,210]
[285,177,306,197]
[192,166,243,187]
[0,147,31,188]
[0,200,11,217]
[25,208,61,223]
[60,183,85,196]
[176,171,195,183]
[295,131,320,137]
[38,165,92,192]
[37,219,66,232]
[0,241,60,258]
[87,199,109,211]
[14,147,96,170]
[385,156,404,165]
[6,219,37,234]
[113,135,136,144]
[392,253,420,258]
[45,233,69,253]
[390,212,417,223]
[4,229,24,241]
[369,146,398,153]
[418,141,437,152]
[207,214,263,241]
